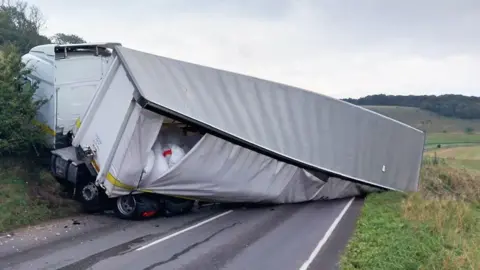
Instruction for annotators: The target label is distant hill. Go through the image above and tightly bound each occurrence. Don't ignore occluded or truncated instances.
[344,94,480,119]
[364,106,480,133]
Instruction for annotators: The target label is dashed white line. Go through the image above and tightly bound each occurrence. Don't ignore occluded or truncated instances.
[136,210,234,251]
[299,197,355,270]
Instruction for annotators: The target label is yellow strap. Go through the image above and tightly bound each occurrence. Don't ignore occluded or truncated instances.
[92,158,200,201]
[75,118,81,129]
[92,159,154,192]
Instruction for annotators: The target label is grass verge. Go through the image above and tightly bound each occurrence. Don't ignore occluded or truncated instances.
[340,163,480,270]
[0,158,79,233]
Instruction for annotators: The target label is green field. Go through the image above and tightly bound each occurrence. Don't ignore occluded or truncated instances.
[365,105,480,149]
[425,132,480,172]
[426,145,480,160]
[426,133,480,146]
[425,145,480,171]
[365,105,480,134]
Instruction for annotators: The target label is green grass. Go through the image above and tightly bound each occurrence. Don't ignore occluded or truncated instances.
[343,107,480,268]
[0,158,79,232]
[425,146,480,172]
[425,146,480,160]
[424,142,480,151]
[426,133,480,146]
[449,159,480,172]
[342,130,480,269]
[365,106,480,134]
[340,192,450,270]
[341,164,480,270]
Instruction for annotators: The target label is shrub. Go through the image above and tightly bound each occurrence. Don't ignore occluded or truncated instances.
[0,44,45,155]
[465,127,475,134]
[419,163,480,202]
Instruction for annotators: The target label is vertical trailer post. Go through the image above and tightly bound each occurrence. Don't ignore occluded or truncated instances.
[96,99,137,187]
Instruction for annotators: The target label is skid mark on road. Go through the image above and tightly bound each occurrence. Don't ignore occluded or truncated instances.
[178,204,303,270]
[4,199,363,270]
[142,222,239,270]
[137,210,234,251]
[57,211,227,270]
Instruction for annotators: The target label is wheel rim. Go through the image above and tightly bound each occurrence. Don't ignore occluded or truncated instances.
[117,196,136,216]
[82,183,98,201]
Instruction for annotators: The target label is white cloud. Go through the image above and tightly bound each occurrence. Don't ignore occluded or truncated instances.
[27,0,480,98]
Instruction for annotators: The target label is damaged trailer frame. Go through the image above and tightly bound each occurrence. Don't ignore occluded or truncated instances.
[52,45,425,219]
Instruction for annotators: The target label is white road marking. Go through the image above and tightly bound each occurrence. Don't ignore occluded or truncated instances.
[299,197,355,270]
[136,210,234,251]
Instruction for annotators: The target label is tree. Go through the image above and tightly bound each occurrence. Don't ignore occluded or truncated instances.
[51,33,86,45]
[343,94,480,120]
[0,0,50,54]
[0,44,46,155]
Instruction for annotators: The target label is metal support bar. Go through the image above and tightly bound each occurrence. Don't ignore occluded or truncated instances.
[96,98,136,185]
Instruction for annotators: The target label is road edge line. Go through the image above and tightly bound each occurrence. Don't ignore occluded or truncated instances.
[299,197,355,270]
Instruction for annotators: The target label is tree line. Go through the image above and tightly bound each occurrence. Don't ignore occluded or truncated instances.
[343,94,480,120]
[0,0,86,155]
[0,0,86,54]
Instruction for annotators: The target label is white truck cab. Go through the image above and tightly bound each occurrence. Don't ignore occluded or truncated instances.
[21,42,121,149]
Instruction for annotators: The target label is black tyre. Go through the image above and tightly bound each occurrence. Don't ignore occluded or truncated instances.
[114,195,161,220]
[163,197,194,217]
[114,195,138,219]
[76,181,103,213]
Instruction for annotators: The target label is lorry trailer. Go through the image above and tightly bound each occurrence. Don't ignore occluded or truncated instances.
[49,45,425,219]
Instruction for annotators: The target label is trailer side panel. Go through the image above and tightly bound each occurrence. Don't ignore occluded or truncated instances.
[115,46,425,192]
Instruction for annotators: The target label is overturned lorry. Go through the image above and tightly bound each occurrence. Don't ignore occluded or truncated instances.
[50,45,425,219]
[21,42,121,149]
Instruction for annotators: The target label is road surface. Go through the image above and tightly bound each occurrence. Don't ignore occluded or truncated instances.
[0,197,363,270]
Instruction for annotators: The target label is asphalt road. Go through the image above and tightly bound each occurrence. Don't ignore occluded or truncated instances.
[0,197,364,270]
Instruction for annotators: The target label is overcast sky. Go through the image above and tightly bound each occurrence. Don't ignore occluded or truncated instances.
[27,0,480,98]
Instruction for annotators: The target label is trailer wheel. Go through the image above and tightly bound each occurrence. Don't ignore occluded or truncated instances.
[114,195,137,219]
